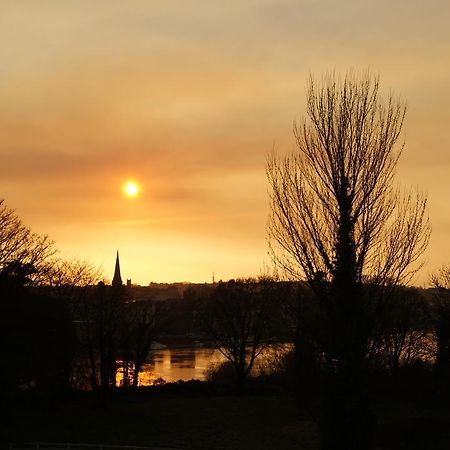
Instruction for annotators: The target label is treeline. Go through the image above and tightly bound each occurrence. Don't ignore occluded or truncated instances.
[0,261,169,396]
[0,199,166,398]
[0,253,448,400]
[186,278,450,395]
[3,196,450,403]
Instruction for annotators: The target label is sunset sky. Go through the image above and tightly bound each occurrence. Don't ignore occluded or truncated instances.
[1,1,449,285]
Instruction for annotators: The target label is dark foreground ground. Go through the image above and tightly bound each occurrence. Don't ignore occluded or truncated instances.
[5,381,450,450]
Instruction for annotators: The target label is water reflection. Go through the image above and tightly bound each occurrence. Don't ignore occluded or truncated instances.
[117,344,292,386]
[170,349,196,368]
[137,347,225,385]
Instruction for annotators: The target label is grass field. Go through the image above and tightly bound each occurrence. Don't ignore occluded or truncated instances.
[7,384,318,450]
[6,381,450,450]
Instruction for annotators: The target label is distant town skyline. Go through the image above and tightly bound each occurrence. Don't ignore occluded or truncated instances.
[1,1,450,285]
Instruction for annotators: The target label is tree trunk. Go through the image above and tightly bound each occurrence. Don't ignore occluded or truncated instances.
[132,360,141,387]
[320,191,373,450]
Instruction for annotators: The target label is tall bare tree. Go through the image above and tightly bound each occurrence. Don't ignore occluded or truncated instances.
[267,71,430,449]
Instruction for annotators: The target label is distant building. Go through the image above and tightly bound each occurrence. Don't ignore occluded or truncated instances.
[111,251,214,301]
[112,250,123,287]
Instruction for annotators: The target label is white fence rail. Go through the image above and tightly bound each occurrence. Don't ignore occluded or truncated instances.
[9,443,185,450]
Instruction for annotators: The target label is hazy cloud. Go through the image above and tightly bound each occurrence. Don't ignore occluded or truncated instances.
[0,0,449,282]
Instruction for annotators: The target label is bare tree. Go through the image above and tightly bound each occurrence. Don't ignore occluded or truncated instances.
[0,199,55,283]
[0,200,58,396]
[46,259,103,290]
[119,299,168,387]
[267,71,430,449]
[45,259,104,390]
[268,73,429,289]
[372,287,434,375]
[81,282,124,391]
[201,278,279,393]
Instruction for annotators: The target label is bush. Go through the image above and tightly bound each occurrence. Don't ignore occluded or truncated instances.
[204,361,236,386]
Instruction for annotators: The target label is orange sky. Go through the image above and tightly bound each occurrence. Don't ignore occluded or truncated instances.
[1,1,449,285]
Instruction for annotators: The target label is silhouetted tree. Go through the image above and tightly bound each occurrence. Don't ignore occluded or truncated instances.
[371,287,434,376]
[0,261,35,395]
[0,202,58,398]
[120,299,168,387]
[74,281,123,391]
[267,71,430,449]
[0,199,55,283]
[201,278,279,393]
[0,204,112,399]
[430,265,450,389]
[0,260,75,400]
[46,259,103,389]
[277,281,322,389]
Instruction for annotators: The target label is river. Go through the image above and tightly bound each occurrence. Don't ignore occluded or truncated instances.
[117,344,289,386]
[120,347,225,386]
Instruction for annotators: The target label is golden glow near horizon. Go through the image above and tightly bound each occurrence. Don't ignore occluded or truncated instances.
[123,180,140,198]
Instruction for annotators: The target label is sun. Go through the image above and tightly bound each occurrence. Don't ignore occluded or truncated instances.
[123,180,140,198]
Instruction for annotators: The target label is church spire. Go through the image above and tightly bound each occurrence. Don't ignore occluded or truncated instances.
[112,250,123,287]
